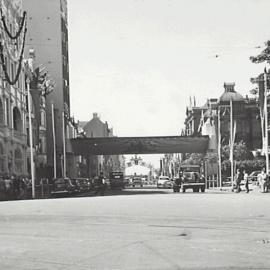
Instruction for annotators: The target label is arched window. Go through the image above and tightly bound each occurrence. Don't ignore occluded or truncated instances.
[0,99,4,125]
[0,143,4,172]
[14,147,23,173]
[13,107,22,132]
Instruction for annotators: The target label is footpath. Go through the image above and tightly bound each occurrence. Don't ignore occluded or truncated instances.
[213,183,266,194]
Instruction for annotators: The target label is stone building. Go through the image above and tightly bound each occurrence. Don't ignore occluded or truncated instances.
[0,0,28,177]
[184,83,261,151]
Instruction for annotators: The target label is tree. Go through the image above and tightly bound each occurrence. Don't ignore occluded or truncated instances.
[182,153,204,165]
[221,141,265,175]
[221,141,251,161]
[250,40,270,64]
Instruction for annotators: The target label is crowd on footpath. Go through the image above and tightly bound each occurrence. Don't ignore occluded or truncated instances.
[0,176,50,201]
[233,168,270,193]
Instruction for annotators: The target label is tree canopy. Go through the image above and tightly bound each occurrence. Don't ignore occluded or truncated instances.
[250,40,270,64]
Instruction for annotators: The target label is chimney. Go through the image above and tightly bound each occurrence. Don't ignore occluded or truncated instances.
[93,113,98,119]
[224,82,235,92]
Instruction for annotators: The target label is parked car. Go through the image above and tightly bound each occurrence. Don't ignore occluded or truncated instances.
[72,178,91,193]
[157,176,172,188]
[132,177,143,187]
[50,178,77,196]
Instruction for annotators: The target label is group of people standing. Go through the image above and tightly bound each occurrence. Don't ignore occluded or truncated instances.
[234,169,249,193]
[0,176,29,200]
[234,168,270,193]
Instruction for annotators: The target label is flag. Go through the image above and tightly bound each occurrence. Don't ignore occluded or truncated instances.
[197,110,204,133]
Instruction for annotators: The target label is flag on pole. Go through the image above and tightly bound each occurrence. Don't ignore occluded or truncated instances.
[197,110,204,133]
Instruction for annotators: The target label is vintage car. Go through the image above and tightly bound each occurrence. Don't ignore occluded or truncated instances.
[157,176,172,188]
[50,178,76,196]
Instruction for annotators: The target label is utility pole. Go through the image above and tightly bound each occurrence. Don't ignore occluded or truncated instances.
[218,108,222,188]
[264,70,269,173]
[51,103,57,179]
[62,111,66,178]
[230,99,234,190]
[26,75,35,199]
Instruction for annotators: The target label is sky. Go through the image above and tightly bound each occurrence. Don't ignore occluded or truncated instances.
[67,0,270,166]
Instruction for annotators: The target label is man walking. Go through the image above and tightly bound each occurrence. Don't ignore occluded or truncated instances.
[258,168,268,193]
[235,169,243,193]
[94,172,106,196]
[243,170,249,193]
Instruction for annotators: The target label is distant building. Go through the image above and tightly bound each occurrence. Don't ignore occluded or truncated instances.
[78,113,125,178]
[184,83,261,151]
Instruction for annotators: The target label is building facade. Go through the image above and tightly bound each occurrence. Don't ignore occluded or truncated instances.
[185,83,261,151]
[0,0,28,177]
[23,0,74,178]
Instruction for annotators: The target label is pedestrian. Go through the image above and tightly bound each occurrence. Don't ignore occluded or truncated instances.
[234,169,242,193]
[4,176,12,200]
[0,177,5,201]
[258,168,268,193]
[243,170,249,193]
[13,175,20,199]
[94,172,106,196]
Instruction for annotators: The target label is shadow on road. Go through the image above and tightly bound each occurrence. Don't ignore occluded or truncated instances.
[77,188,169,198]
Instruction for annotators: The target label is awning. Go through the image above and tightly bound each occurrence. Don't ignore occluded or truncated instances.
[69,135,209,155]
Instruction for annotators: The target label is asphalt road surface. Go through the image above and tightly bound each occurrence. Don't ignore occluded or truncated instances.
[0,188,270,270]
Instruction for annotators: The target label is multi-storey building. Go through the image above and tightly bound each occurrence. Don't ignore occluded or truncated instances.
[0,0,28,177]
[23,0,74,178]
[185,83,261,151]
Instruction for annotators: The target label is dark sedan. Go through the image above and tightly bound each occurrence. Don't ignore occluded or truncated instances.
[50,178,76,196]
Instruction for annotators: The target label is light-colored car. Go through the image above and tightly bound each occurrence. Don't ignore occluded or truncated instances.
[248,171,261,183]
[157,176,172,188]
[132,177,143,187]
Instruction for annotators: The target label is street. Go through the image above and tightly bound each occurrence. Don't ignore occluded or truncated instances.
[0,188,270,270]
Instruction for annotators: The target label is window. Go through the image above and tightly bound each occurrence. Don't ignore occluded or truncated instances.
[0,143,5,172]
[5,99,9,126]
[0,99,4,125]
[13,107,22,132]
